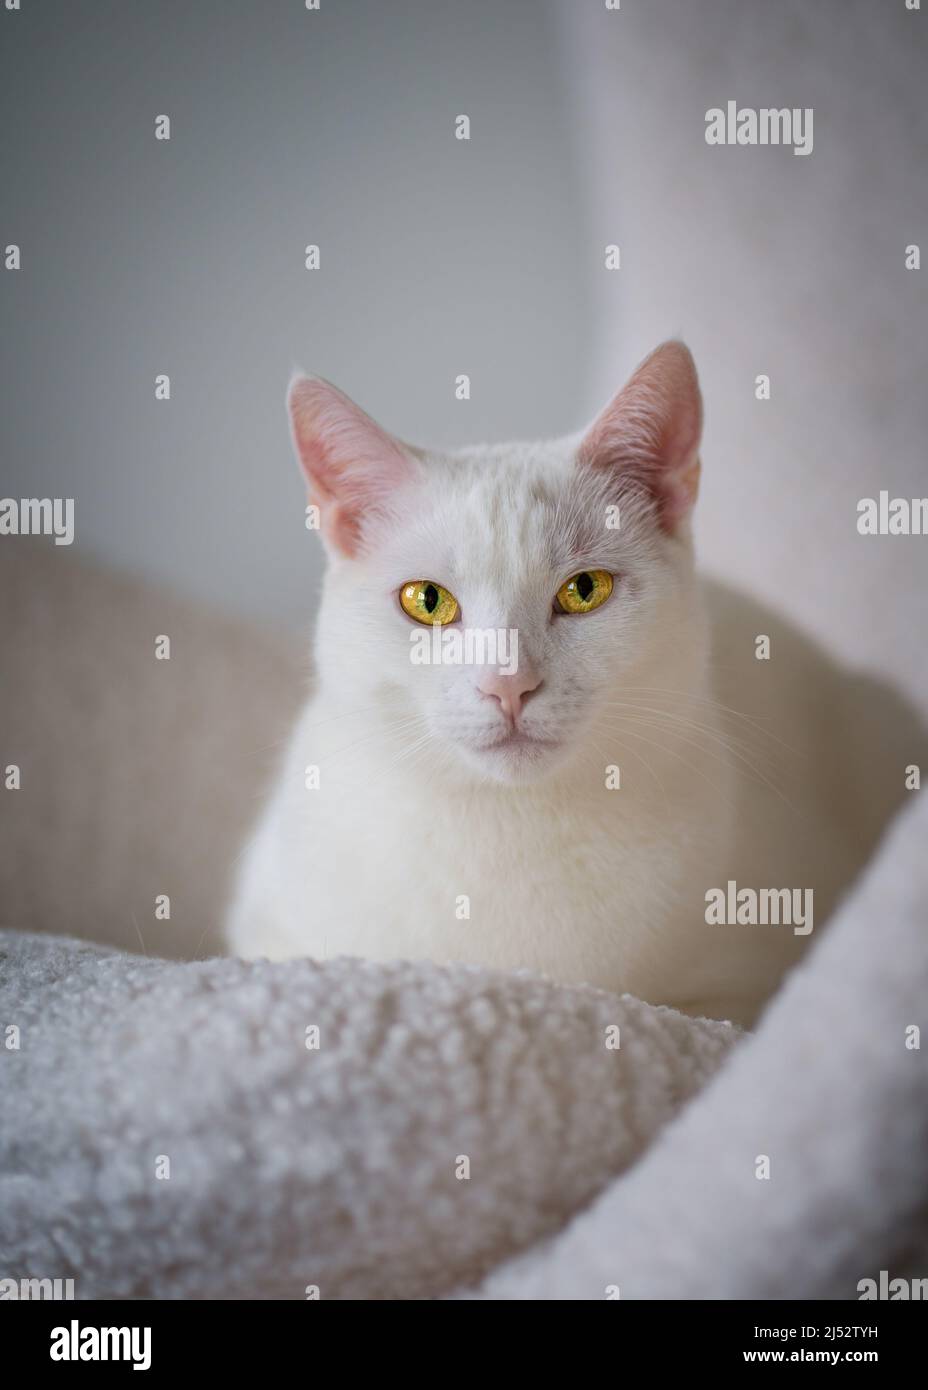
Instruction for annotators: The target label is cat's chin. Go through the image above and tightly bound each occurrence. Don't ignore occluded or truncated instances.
[457,731,566,785]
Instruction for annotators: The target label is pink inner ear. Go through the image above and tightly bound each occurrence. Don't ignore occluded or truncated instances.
[288,376,411,557]
[578,340,703,533]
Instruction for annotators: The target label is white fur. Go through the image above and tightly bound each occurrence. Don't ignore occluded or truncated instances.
[226,366,904,1027]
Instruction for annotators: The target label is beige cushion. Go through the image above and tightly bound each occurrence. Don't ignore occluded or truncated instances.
[0,542,303,958]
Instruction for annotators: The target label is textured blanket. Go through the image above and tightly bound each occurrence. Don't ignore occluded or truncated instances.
[0,935,736,1299]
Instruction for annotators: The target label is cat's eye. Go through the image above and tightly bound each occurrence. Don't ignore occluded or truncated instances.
[399,580,460,625]
[555,569,614,615]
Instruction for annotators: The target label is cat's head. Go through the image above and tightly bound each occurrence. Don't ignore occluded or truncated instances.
[289,341,705,786]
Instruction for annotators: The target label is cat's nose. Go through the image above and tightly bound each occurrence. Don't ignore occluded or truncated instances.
[478,669,543,724]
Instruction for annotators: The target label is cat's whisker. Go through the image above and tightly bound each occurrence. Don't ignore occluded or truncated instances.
[299,702,413,732]
[296,719,434,807]
[602,705,763,776]
[617,684,799,753]
[599,708,796,812]
[617,701,792,793]
[314,741,433,808]
[243,735,292,758]
[597,716,740,809]
[602,698,782,772]
[321,714,429,765]
[588,730,668,804]
[602,699,765,762]
[350,731,437,796]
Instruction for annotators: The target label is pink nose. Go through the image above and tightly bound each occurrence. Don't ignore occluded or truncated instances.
[478,668,543,724]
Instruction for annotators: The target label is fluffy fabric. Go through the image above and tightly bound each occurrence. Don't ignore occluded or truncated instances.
[0,933,736,1300]
[463,792,928,1300]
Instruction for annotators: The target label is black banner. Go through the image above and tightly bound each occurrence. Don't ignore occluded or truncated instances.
[2,1300,921,1375]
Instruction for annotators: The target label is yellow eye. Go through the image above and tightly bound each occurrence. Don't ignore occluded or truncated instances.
[399,580,460,625]
[555,569,614,614]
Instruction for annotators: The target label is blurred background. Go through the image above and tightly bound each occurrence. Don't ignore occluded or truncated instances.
[2,0,927,699]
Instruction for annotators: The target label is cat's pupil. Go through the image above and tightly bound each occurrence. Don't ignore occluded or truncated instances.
[423,583,439,613]
[576,572,594,601]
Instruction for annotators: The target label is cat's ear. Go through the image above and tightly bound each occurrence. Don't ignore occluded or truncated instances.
[578,340,702,534]
[288,374,413,558]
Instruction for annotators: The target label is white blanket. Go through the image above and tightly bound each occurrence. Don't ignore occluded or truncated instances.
[0,934,736,1299]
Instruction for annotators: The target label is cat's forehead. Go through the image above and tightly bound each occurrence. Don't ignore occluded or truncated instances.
[386,436,625,584]
[449,437,570,475]
[427,440,575,565]
[451,438,580,505]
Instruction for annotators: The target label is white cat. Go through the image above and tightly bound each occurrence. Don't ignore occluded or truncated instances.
[226,342,903,1026]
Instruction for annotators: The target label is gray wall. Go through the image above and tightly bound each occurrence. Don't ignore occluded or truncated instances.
[559,0,928,698]
[1,0,592,629]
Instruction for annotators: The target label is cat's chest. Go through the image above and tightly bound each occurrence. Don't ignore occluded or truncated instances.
[275,773,713,986]
[255,710,731,984]
[287,758,697,925]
